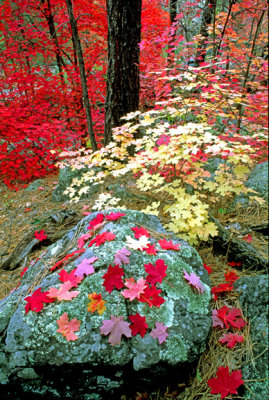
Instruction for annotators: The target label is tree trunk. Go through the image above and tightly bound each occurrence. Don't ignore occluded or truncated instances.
[104,0,142,145]
[65,0,97,151]
[195,0,215,65]
[169,0,177,24]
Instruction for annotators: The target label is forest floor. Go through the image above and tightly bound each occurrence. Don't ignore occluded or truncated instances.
[0,171,268,400]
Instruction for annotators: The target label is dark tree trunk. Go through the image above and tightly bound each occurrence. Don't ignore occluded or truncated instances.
[195,0,215,65]
[104,0,142,145]
[65,0,97,151]
[169,0,177,24]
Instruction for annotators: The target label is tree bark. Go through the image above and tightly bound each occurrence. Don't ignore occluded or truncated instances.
[195,0,215,65]
[104,0,142,145]
[169,0,177,24]
[65,0,97,151]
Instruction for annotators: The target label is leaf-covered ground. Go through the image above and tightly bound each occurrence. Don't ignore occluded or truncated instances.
[0,172,268,399]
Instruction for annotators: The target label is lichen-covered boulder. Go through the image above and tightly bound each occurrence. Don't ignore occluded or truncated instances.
[234,275,269,400]
[0,209,211,399]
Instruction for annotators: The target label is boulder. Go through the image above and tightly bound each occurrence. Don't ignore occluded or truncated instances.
[235,275,268,400]
[0,209,211,399]
[25,179,46,192]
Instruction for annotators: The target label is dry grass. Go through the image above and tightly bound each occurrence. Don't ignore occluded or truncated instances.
[0,173,268,400]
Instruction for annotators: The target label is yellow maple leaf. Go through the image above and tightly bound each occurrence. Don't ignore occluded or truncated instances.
[87,293,106,316]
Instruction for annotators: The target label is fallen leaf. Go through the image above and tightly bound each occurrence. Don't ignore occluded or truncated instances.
[24,288,55,314]
[131,226,150,238]
[183,270,205,294]
[114,247,131,266]
[105,212,126,221]
[216,306,246,329]
[208,366,244,399]
[219,332,244,348]
[100,315,132,346]
[138,284,165,307]
[87,292,106,315]
[58,269,82,287]
[150,321,168,344]
[145,259,167,285]
[74,257,97,277]
[158,239,180,251]
[129,313,148,338]
[47,282,80,301]
[88,231,116,247]
[122,277,147,301]
[126,235,150,251]
[56,312,81,341]
[34,230,47,241]
[102,264,124,293]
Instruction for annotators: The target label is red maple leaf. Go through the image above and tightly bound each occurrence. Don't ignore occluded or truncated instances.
[203,263,212,274]
[50,249,85,272]
[217,306,246,329]
[87,213,104,231]
[142,244,158,255]
[56,312,81,341]
[129,313,148,338]
[219,332,244,348]
[145,259,167,284]
[105,212,126,221]
[224,270,239,284]
[102,264,124,293]
[227,261,242,267]
[138,284,165,307]
[34,230,47,241]
[158,239,180,251]
[24,288,55,314]
[208,366,244,399]
[88,231,116,247]
[58,269,82,287]
[131,226,150,238]
[211,283,234,300]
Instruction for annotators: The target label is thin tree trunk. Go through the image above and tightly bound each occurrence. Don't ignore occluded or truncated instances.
[104,0,142,145]
[195,0,215,65]
[65,0,97,151]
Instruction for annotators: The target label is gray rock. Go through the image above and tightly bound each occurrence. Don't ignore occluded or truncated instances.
[52,165,100,202]
[0,209,211,398]
[235,275,269,400]
[25,179,45,192]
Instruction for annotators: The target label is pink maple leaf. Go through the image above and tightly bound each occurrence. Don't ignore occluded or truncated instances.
[77,233,92,249]
[56,312,81,341]
[212,309,224,328]
[74,257,98,277]
[122,277,147,301]
[47,282,80,301]
[150,321,168,344]
[100,315,132,346]
[219,332,244,348]
[183,270,205,294]
[114,247,131,266]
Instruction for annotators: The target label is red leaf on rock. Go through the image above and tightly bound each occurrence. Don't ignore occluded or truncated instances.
[131,226,150,239]
[102,264,124,293]
[129,313,148,338]
[50,249,85,272]
[208,366,244,399]
[150,321,168,344]
[77,233,92,249]
[217,306,246,329]
[25,288,55,314]
[145,259,167,284]
[100,315,132,346]
[105,212,126,221]
[122,277,147,301]
[142,244,158,255]
[87,213,104,231]
[138,284,165,307]
[74,257,98,277]
[34,230,47,241]
[158,239,180,251]
[88,231,116,247]
[58,269,82,287]
[219,332,244,348]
